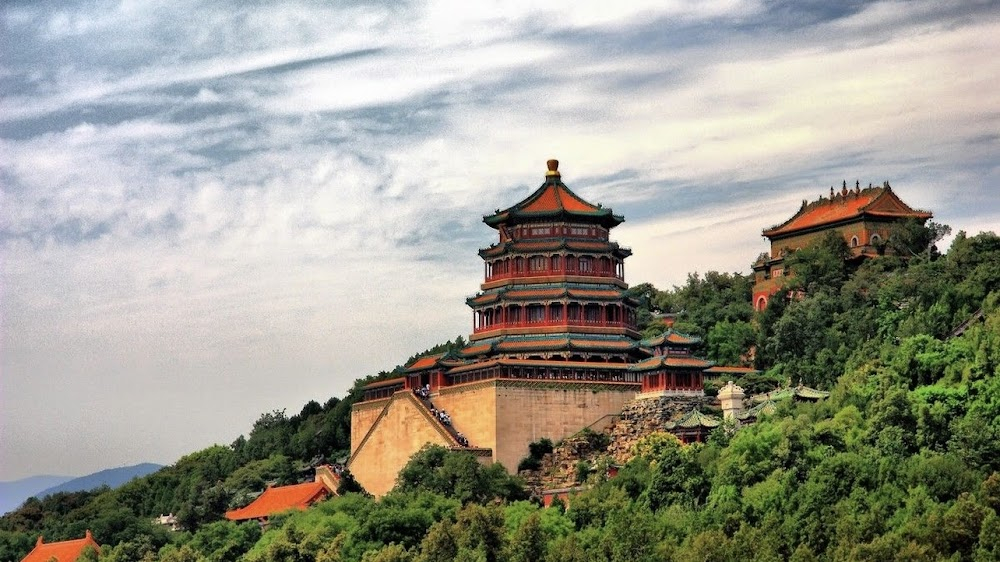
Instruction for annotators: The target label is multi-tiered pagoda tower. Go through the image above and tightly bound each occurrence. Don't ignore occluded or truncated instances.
[349,160,710,496]
[461,158,646,373]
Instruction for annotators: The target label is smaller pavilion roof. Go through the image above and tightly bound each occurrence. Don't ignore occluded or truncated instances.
[21,531,100,562]
[225,481,329,521]
[406,353,449,371]
[483,160,624,229]
[751,384,830,403]
[641,331,701,347]
[739,399,778,420]
[403,352,465,373]
[628,355,713,372]
[665,409,721,430]
[763,183,931,239]
[362,376,406,390]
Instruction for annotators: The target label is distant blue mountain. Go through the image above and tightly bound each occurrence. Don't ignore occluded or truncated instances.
[1,463,163,515]
[36,463,164,498]
[0,475,73,515]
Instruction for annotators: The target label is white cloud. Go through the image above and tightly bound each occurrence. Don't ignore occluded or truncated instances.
[2,0,999,480]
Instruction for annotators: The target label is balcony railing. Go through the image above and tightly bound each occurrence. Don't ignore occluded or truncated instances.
[484,269,624,283]
[473,319,635,334]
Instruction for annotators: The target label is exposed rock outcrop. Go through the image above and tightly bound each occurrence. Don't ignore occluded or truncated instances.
[525,394,715,494]
[606,395,712,464]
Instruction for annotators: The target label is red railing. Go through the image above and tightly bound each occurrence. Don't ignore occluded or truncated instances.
[473,319,635,334]
[484,269,624,283]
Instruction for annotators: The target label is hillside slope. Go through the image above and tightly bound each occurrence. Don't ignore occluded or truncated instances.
[0,476,73,515]
[35,463,163,498]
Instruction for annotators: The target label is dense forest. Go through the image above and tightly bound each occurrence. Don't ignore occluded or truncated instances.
[3,223,1000,561]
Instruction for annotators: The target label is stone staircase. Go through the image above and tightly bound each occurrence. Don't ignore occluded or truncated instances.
[409,390,473,448]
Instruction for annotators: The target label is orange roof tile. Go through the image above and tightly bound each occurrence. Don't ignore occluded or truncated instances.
[764,186,931,238]
[513,240,562,251]
[666,332,697,344]
[519,182,598,214]
[363,376,406,389]
[506,288,566,299]
[565,241,611,251]
[460,344,492,356]
[643,331,700,346]
[496,338,569,351]
[21,532,100,562]
[406,354,446,371]
[447,359,503,374]
[470,293,500,305]
[569,339,635,349]
[479,245,506,257]
[663,356,713,368]
[630,357,665,371]
[483,162,624,229]
[225,481,329,521]
[629,355,713,371]
[567,289,621,299]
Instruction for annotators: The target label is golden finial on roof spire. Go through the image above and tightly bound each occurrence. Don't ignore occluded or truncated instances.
[546,159,560,177]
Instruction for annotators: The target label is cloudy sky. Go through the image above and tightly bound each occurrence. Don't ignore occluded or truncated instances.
[2,0,998,481]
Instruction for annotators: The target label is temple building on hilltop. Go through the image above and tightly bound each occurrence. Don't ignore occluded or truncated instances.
[21,531,100,562]
[349,160,716,496]
[752,181,931,310]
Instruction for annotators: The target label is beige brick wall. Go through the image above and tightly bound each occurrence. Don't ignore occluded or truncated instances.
[492,383,636,471]
[433,381,636,471]
[434,383,498,458]
[349,394,452,497]
[349,382,637,496]
[350,398,389,456]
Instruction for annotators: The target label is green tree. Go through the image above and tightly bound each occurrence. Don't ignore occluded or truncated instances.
[706,320,755,365]
[416,519,458,562]
[454,504,505,562]
[506,513,545,562]
[361,543,414,562]
[395,445,525,503]
[601,504,657,562]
